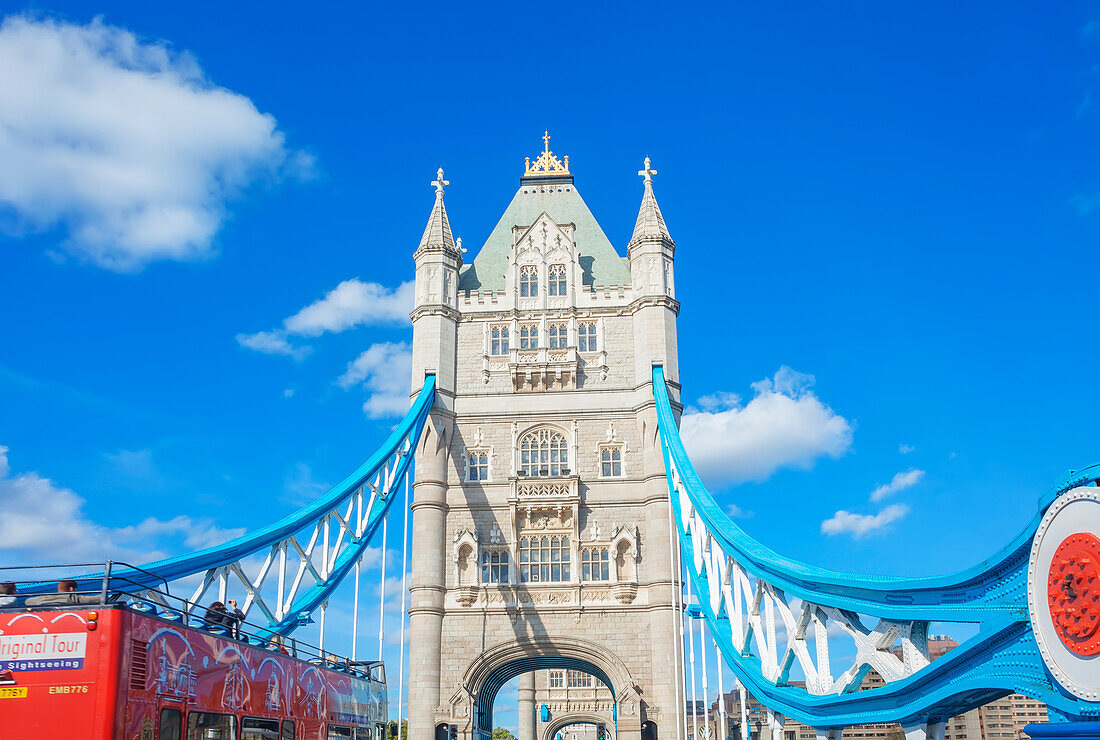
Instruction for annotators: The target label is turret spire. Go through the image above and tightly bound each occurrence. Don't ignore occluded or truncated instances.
[629,157,672,246]
[418,167,457,254]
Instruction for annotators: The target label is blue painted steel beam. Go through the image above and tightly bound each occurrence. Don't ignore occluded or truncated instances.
[652,365,1100,726]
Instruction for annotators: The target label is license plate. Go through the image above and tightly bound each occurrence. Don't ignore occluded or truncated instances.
[0,686,27,699]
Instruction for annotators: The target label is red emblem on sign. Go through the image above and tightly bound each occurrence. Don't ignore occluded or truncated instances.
[1047,532,1100,656]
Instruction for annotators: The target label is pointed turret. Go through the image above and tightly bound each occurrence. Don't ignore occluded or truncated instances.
[626,155,678,382]
[628,157,673,248]
[417,168,459,256]
[411,167,461,393]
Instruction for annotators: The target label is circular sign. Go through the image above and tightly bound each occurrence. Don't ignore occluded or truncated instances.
[1047,533,1100,655]
[1028,487,1100,701]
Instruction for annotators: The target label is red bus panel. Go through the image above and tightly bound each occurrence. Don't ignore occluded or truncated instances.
[0,607,119,737]
[0,606,386,740]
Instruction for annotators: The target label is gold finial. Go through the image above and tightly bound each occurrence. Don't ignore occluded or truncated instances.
[638,157,656,184]
[524,131,570,177]
[432,167,449,195]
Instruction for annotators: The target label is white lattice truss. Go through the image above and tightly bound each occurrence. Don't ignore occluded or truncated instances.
[142,440,411,637]
[665,452,936,701]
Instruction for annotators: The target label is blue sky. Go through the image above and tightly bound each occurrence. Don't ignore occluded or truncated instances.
[1,0,1099,729]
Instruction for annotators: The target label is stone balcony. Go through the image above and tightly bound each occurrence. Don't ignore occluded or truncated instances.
[509,346,578,391]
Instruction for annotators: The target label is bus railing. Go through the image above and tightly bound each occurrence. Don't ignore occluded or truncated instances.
[0,561,385,683]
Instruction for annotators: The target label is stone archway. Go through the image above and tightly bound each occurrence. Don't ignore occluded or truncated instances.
[542,713,611,740]
[451,636,642,739]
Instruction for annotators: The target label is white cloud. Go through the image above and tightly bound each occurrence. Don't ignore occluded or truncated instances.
[680,366,853,486]
[113,515,245,552]
[0,16,305,271]
[725,503,753,519]
[898,443,915,455]
[695,392,742,412]
[339,342,413,418]
[0,444,244,565]
[821,503,909,538]
[869,468,925,502]
[284,279,414,336]
[235,330,310,359]
[236,279,414,360]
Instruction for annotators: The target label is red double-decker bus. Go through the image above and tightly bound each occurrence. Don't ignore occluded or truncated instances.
[0,566,387,739]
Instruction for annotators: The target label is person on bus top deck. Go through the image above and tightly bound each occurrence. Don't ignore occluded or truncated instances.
[25,578,99,606]
[0,581,17,607]
[227,598,246,639]
[269,634,290,655]
[204,601,234,631]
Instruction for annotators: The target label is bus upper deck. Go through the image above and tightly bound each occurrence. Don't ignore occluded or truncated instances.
[0,562,387,740]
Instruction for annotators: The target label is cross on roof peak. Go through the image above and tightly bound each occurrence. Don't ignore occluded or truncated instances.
[431,167,449,195]
[638,157,657,184]
[523,131,570,177]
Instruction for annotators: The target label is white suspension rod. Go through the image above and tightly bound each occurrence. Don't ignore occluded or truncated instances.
[739,682,749,740]
[716,637,728,740]
[378,515,388,661]
[352,560,361,661]
[398,472,411,727]
[700,612,709,738]
[689,593,699,740]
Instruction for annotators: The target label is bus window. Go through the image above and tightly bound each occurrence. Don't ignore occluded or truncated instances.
[159,708,182,740]
[328,726,353,739]
[187,712,238,739]
[354,727,372,740]
[282,720,296,740]
[242,717,281,739]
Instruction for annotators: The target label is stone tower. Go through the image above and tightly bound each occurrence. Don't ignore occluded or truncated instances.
[408,134,682,740]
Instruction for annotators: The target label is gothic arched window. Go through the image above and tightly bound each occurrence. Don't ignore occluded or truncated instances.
[567,670,593,688]
[519,324,539,350]
[490,324,509,355]
[600,446,622,477]
[578,322,597,352]
[581,547,610,581]
[520,428,568,477]
[481,549,509,583]
[468,452,489,481]
[548,323,567,349]
[519,535,570,582]
[548,264,567,296]
[520,265,539,297]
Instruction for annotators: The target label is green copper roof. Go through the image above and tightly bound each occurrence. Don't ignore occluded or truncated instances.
[458,182,631,291]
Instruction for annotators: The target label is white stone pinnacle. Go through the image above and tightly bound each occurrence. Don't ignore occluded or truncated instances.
[630,156,672,245]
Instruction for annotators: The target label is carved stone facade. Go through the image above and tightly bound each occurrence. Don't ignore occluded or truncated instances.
[407,136,682,740]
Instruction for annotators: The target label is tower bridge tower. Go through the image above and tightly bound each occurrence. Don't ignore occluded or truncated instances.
[408,134,683,740]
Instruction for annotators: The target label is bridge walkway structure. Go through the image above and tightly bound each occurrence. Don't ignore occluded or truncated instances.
[653,365,1100,740]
